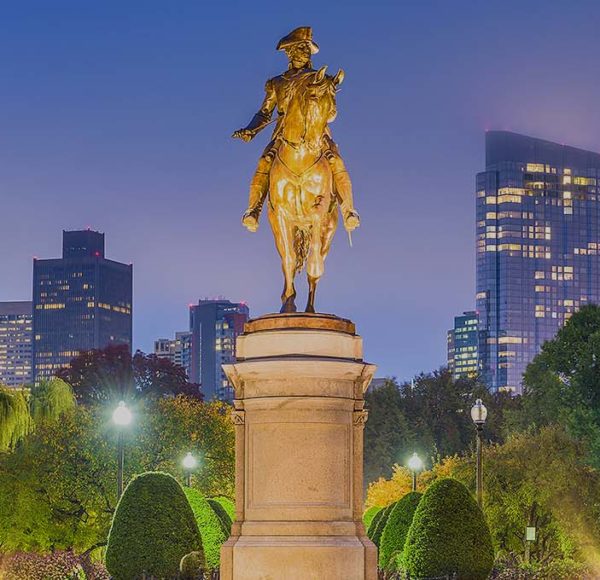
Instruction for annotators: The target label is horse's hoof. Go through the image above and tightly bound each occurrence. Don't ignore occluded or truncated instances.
[280,298,297,314]
[305,304,316,314]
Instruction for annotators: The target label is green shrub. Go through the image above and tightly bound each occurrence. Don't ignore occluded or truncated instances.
[213,496,235,521]
[369,501,397,547]
[180,550,206,580]
[208,498,232,535]
[366,506,385,540]
[404,478,494,580]
[185,488,229,570]
[378,491,422,570]
[105,472,200,580]
[363,506,382,530]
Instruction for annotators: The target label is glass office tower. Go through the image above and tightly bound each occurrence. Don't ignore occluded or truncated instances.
[477,131,600,393]
[189,299,249,402]
[0,301,33,387]
[33,230,133,381]
[447,311,479,380]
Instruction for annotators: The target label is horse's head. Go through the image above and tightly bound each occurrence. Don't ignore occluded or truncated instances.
[283,66,344,151]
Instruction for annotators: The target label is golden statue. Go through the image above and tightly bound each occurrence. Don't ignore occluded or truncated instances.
[233,26,360,314]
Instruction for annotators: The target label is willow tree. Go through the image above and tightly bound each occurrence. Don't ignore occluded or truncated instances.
[0,379,76,451]
[0,386,32,451]
[30,378,76,423]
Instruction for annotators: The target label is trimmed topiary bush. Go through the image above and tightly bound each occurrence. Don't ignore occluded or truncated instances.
[208,498,233,535]
[363,505,382,530]
[369,501,397,547]
[105,472,201,580]
[378,491,422,570]
[404,478,494,580]
[185,488,229,570]
[180,550,206,580]
[367,507,384,540]
[213,496,235,522]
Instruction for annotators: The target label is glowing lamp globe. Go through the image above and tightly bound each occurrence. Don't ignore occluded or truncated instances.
[407,452,423,472]
[470,398,488,425]
[183,452,197,471]
[112,401,132,427]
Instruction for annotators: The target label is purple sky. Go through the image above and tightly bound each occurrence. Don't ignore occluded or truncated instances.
[1,0,600,380]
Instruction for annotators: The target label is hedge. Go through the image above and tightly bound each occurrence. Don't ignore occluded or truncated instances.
[105,472,200,580]
[378,491,422,570]
[363,506,382,530]
[369,501,397,548]
[208,498,232,535]
[212,496,235,522]
[185,488,230,570]
[404,478,494,580]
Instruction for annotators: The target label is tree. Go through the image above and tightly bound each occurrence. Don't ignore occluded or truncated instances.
[364,380,414,484]
[184,488,230,570]
[518,305,600,467]
[0,386,31,451]
[0,396,235,554]
[368,501,397,548]
[57,344,200,404]
[362,506,381,530]
[364,373,514,487]
[29,378,76,424]
[105,472,200,580]
[404,478,494,580]
[378,491,422,570]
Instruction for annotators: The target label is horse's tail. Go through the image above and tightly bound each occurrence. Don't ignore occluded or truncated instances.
[294,226,311,274]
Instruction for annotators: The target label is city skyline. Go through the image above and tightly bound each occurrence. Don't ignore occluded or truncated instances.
[2,1,600,381]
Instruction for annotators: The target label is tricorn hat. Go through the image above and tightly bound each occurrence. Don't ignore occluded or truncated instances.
[276,26,319,54]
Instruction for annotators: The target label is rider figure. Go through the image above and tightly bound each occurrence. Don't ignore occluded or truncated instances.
[233,27,360,233]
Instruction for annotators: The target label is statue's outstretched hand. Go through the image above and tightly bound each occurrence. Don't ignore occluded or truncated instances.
[232,128,255,142]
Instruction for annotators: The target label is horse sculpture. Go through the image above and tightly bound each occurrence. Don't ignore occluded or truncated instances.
[268,66,345,313]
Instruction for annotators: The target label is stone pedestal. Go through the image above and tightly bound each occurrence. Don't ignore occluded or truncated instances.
[220,313,377,580]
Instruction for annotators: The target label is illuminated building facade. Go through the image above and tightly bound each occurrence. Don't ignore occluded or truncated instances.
[189,299,249,401]
[447,311,479,380]
[154,331,193,377]
[33,230,132,381]
[0,301,33,387]
[477,131,600,393]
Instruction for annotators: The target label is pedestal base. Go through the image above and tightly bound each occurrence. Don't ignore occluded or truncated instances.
[222,536,376,580]
[220,313,377,580]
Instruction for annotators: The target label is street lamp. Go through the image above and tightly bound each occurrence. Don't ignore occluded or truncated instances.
[407,452,423,492]
[112,401,132,500]
[182,452,197,487]
[470,398,488,508]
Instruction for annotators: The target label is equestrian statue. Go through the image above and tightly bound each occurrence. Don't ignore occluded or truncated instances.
[233,26,360,314]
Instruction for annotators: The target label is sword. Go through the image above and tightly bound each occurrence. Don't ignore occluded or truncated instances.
[347,230,353,248]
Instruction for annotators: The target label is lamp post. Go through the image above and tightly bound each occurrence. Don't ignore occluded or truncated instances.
[112,401,132,500]
[470,398,488,508]
[407,452,423,492]
[182,452,197,487]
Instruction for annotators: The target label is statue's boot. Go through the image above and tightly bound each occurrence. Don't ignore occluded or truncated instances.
[332,169,360,231]
[242,170,269,232]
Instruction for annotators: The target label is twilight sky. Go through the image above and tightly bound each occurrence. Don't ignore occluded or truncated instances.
[1,0,600,380]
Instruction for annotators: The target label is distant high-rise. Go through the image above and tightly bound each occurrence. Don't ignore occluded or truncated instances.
[477,131,600,393]
[189,299,249,401]
[447,311,479,380]
[0,301,33,387]
[154,331,193,377]
[33,230,132,382]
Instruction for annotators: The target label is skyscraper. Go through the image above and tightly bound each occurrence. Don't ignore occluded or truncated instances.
[33,230,132,381]
[447,311,479,380]
[477,131,600,393]
[189,299,249,401]
[0,301,33,387]
[154,331,193,377]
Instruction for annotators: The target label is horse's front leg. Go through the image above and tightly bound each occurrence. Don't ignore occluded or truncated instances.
[269,209,297,313]
[305,222,324,314]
